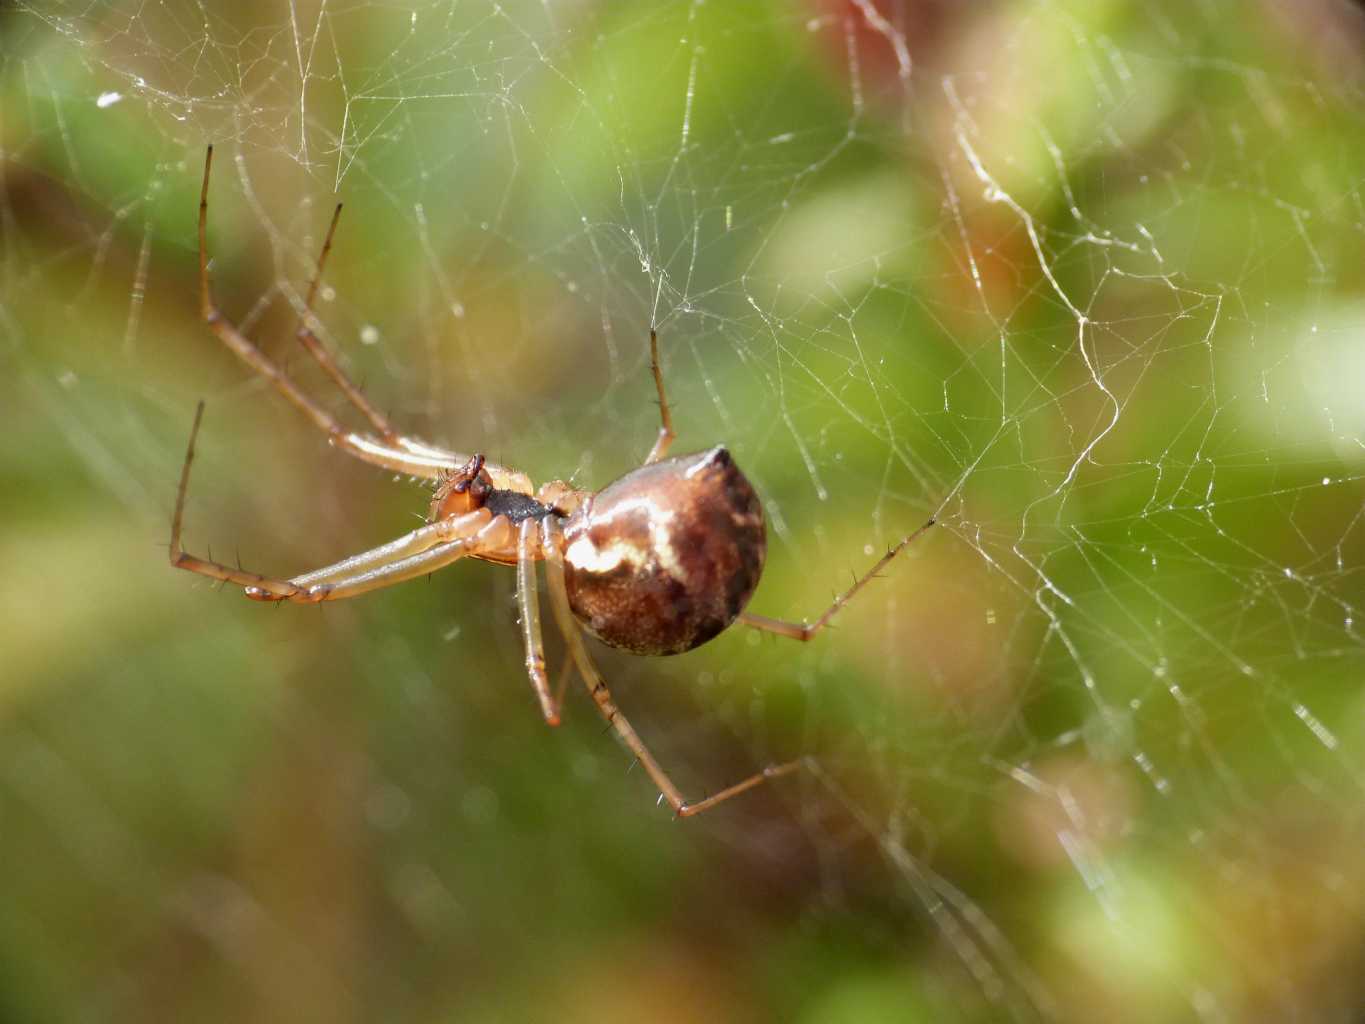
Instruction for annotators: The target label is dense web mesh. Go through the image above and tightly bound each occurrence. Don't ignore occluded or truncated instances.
[3,1,1364,1020]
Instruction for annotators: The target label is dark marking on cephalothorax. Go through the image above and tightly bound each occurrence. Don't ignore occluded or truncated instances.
[561,446,766,655]
[485,488,553,525]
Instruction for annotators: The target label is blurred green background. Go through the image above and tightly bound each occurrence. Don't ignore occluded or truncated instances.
[3,1,1364,1020]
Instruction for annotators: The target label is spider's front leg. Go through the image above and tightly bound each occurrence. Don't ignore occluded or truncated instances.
[193,145,531,492]
[169,402,508,603]
[247,512,509,603]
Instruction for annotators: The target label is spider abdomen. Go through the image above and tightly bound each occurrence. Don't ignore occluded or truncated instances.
[561,447,766,656]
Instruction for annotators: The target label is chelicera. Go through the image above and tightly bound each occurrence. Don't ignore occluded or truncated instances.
[170,146,935,817]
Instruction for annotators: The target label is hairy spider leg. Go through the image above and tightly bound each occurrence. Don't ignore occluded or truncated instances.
[540,516,799,817]
[169,402,509,602]
[517,518,561,726]
[644,328,676,464]
[196,146,532,493]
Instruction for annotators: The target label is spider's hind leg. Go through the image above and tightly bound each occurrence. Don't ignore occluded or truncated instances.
[739,518,937,641]
[644,329,676,464]
[538,515,800,817]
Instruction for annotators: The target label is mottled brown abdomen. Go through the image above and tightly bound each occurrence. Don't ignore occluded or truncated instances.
[561,447,765,655]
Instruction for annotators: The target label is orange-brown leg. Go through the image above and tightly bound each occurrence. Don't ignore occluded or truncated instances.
[644,329,676,464]
[195,146,531,492]
[292,200,402,444]
[169,402,504,602]
[539,516,799,817]
[268,517,509,602]
[739,518,936,641]
[517,518,560,726]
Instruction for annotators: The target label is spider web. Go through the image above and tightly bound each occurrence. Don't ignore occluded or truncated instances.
[3,1,1364,1020]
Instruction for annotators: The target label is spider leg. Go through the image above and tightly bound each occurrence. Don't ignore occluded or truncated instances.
[169,401,505,601]
[517,518,561,726]
[196,147,531,493]
[293,201,402,444]
[246,508,494,597]
[179,514,505,604]
[668,761,804,817]
[169,401,302,595]
[550,656,574,720]
[644,329,676,464]
[260,516,511,602]
[739,518,937,641]
[540,516,798,817]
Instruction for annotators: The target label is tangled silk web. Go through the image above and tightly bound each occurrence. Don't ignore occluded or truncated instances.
[3,1,1365,1020]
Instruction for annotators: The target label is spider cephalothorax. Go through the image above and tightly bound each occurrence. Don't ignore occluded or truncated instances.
[430,454,554,566]
[562,447,765,656]
[171,145,933,816]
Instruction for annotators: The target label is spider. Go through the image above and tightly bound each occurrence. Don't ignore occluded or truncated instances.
[170,146,935,817]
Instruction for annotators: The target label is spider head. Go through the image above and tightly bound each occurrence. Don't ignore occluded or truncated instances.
[561,446,766,656]
[429,453,495,521]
